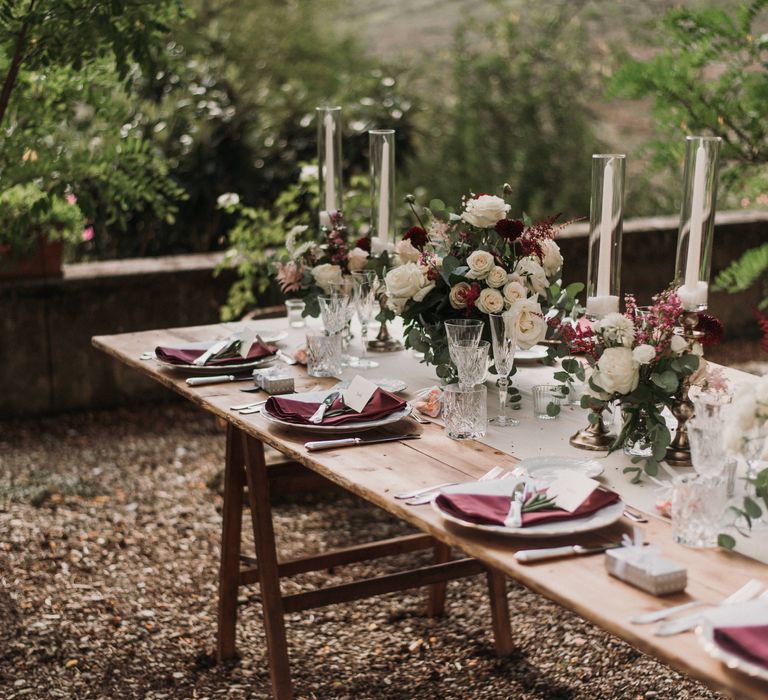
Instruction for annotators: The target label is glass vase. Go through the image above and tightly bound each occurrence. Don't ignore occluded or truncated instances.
[369,129,396,251]
[621,406,658,458]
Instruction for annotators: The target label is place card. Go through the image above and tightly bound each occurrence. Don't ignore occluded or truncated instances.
[545,472,599,513]
[238,329,257,358]
[342,375,378,413]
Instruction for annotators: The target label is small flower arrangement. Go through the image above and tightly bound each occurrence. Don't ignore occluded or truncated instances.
[719,373,768,550]
[383,188,581,380]
[560,289,721,482]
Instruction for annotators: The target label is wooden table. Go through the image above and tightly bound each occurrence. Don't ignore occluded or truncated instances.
[93,322,768,700]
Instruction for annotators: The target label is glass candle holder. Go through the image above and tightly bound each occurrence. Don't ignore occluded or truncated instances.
[369,129,395,250]
[674,136,722,312]
[586,154,626,319]
[443,384,487,440]
[532,384,568,420]
[285,299,306,328]
[317,106,343,230]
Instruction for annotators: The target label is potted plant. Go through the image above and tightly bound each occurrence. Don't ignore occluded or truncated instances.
[0,183,85,279]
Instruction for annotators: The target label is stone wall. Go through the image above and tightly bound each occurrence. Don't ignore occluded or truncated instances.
[1,211,765,418]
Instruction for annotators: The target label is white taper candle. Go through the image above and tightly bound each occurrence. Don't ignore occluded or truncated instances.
[324,113,336,213]
[596,159,614,297]
[684,144,707,291]
[377,139,390,243]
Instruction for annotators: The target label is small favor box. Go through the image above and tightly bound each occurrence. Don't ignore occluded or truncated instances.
[605,546,687,596]
[253,368,295,395]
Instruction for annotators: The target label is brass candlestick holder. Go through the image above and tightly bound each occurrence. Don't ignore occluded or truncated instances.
[665,311,702,467]
[570,405,615,451]
[367,294,403,353]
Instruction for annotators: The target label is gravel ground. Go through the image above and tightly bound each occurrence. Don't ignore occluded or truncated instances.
[0,404,727,699]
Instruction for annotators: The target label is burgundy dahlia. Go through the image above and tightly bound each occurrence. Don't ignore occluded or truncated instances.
[355,236,371,253]
[403,226,428,250]
[695,313,724,347]
[495,218,524,241]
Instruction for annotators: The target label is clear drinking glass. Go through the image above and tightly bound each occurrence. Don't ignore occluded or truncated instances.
[532,385,568,420]
[285,299,306,328]
[671,475,726,548]
[450,339,489,389]
[306,330,343,378]
[443,384,487,440]
[488,312,518,427]
[445,319,484,347]
[349,270,379,369]
[318,295,349,335]
[328,278,355,363]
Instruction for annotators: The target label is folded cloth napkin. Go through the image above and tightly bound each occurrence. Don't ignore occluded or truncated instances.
[265,388,406,426]
[713,624,768,670]
[155,339,277,366]
[435,488,620,528]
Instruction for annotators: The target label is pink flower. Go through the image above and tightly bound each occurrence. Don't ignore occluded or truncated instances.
[66,193,77,205]
[275,261,304,293]
[82,226,94,242]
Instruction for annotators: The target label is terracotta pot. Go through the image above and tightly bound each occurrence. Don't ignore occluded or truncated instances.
[0,238,63,280]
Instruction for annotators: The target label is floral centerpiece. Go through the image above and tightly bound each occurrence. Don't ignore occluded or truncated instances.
[558,289,723,482]
[382,188,581,380]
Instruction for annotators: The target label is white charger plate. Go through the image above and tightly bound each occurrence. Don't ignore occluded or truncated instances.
[261,390,412,435]
[515,455,604,480]
[432,478,624,538]
[696,600,768,683]
[516,344,548,362]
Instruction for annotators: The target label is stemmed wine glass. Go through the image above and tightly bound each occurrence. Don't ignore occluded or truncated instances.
[350,270,379,369]
[328,277,355,364]
[488,312,518,426]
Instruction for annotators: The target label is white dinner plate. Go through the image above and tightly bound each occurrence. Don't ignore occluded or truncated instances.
[514,455,604,480]
[515,344,548,362]
[260,390,412,435]
[334,378,408,394]
[696,601,768,682]
[432,478,624,538]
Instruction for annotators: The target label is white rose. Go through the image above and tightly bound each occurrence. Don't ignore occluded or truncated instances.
[593,346,639,395]
[385,262,433,311]
[599,312,635,348]
[691,342,704,357]
[632,344,656,365]
[466,250,495,279]
[299,164,319,182]
[670,334,688,355]
[312,263,343,291]
[394,238,421,264]
[539,239,563,276]
[584,367,610,401]
[461,194,510,228]
[755,375,768,405]
[449,281,471,309]
[508,297,547,350]
[486,266,508,289]
[502,280,527,308]
[347,247,369,272]
[476,288,505,314]
[216,192,240,208]
[515,256,549,296]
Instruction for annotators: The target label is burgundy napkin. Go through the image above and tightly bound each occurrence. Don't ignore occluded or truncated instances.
[264,388,406,426]
[435,488,620,528]
[714,625,768,670]
[155,340,277,366]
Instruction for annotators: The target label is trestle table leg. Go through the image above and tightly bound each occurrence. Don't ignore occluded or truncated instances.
[486,568,513,657]
[427,541,452,617]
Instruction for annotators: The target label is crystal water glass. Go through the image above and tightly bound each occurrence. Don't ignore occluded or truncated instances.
[672,475,726,548]
[450,339,489,389]
[532,384,568,420]
[443,384,487,440]
[328,278,355,362]
[689,390,733,479]
[445,318,484,347]
[488,312,518,427]
[318,295,349,335]
[350,270,379,369]
[306,330,343,378]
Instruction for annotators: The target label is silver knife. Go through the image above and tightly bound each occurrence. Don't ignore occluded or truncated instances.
[308,391,340,424]
[305,434,421,451]
[514,542,623,563]
[186,374,254,387]
[193,339,229,366]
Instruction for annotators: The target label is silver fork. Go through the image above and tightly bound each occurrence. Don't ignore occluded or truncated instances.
[653,579,765,635]
[395,465,504,500]
[404,466,507,506]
